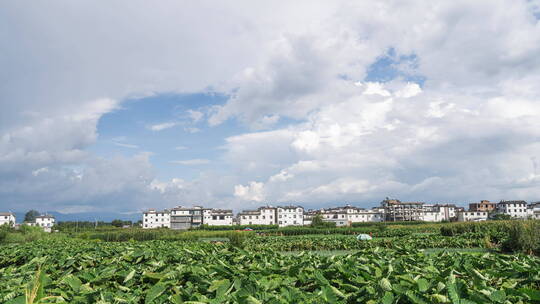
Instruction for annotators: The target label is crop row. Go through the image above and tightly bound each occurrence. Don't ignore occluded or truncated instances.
[244,234,487,252]
[1,240,539,303]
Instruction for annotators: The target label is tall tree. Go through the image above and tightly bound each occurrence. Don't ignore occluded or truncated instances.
[24,210,40,222]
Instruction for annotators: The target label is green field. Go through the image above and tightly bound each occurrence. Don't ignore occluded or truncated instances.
[0,221,539,303]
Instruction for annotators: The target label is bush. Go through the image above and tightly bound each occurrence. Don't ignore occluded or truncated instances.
[226,232,249,248]
[501,221,540,255]
[196,224,278,231]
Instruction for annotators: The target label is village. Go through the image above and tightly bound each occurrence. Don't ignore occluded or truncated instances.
[140,198,540,230]
[2,199,539,232]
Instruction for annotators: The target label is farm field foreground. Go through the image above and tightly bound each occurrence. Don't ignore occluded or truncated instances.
[1,223,540,303]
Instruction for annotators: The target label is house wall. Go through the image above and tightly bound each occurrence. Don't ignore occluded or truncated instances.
[143,211,171,229]
[496,202,529,218]
[277,207,303,227]
[0,214,15,227]
[238,208,276,225]
[203,210,233,226]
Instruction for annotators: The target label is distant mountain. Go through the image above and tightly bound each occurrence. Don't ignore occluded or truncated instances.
[12,211,141,223]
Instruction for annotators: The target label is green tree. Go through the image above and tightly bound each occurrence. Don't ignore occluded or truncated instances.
[310,214,325,227]
[491,213,511,220]
[310,215,336,228]
[24,210,40,222]
[111,219,124,227]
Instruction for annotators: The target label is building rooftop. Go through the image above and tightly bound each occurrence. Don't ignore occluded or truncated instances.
[208,209,233,214]
[171,206,205,211]
[277,205,303,209]
[0,212,14,216]
[143,209,170,214]
[498,200,527,205]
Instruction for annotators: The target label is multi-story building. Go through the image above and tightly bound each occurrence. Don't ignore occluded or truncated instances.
[457,210,488,222]
[381,198,424,221]
[203,209,233,226]
[527,202,540,219]
[277,205,304,227]
[496,200,529,218]
[237,206,277,226]
[170,206,204,230]
[302,210,318,226]
[320,208,348,226]
[421,204,457,222]
[35,215,56,232]
[0,212,15,227]
[142,209,170,229]
[319,205,384,226]
[469,200,496,212]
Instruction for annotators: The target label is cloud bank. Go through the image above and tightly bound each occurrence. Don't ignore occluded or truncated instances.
[1,1,540,213]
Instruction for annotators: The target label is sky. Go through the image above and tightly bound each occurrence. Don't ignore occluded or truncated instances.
[2,1,540,215]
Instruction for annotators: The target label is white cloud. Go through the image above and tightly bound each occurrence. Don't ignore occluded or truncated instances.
[2,1,540,212]
[234,181,265,202]
[187,110,204,123]
[113,142,139,149]
[221,80,540,206]
[170,159,210,165]
[32,167,49,177]
[149,122,177,131]
[184,127,201,134]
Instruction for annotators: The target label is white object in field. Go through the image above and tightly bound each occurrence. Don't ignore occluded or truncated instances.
[357,234,372,240]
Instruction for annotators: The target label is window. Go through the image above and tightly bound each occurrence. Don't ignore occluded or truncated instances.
[279,221,282,224]
[262,216,265,219]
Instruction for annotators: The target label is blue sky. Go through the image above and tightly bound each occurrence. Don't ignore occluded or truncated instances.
[91,49,424,182]
[2,1,540,215]
[92,93,236,181]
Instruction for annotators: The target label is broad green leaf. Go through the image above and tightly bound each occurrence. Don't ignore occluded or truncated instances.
[379,278,392,291]
[246,296,262,304]
[489,290,506,303]
[417,278,429,292]
[382,292,394,304]
[124,270,136,283]
[145,283,167,304]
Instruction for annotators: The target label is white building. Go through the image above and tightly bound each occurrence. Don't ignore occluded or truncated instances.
[35,215,56,232]
[457,211,488,222]
[302,210,317,226]
[320,209,348,226]
[349,208,384,223]
[277,205,304,227]
[203,209,233,226]
[526,202,540,219]
[0,212,16,227]
[142,209,170,229]
[238,206,276,226]
[318,205,385,226]
[421,204,457,222]
[496,200,529,219]
[170,206,204,230]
